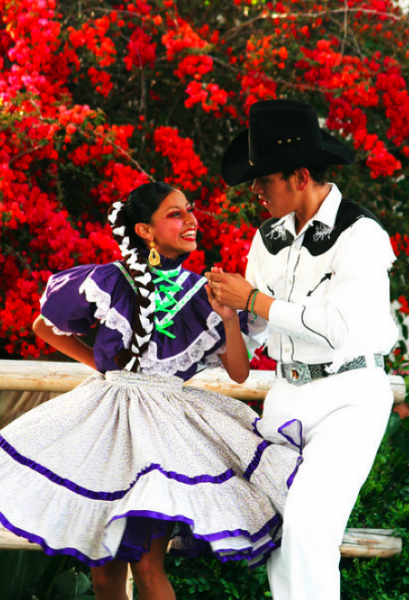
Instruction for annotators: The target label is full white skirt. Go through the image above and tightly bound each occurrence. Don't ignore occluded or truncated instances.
[0,371,302,567]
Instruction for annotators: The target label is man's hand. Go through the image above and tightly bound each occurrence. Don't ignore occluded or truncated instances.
[205,269,253,310]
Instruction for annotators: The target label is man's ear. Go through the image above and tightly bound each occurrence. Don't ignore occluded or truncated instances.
[134,222,152,242]
[294,168,309,191]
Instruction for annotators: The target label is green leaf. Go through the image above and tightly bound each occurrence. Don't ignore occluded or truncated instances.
[55,568,92,600]
[386,411,401,436]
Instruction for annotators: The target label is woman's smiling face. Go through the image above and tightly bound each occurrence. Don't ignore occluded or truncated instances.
[141,190,198,259]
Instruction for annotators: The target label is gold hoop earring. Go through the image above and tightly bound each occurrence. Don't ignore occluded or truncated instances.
[148,241,161,267]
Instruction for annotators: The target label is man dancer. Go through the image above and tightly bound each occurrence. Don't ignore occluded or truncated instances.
[206,99,398,600]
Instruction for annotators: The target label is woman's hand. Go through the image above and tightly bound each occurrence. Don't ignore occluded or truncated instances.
[205,267,237,321]
[205,267,249,384]
[205,269,253,311]
[205,268,275,321]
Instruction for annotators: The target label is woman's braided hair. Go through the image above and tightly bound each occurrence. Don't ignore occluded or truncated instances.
[107,182,176,371]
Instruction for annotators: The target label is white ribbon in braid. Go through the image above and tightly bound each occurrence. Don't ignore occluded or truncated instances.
[108,201,156,372]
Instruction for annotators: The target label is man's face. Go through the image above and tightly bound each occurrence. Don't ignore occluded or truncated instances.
[251,172,298,218]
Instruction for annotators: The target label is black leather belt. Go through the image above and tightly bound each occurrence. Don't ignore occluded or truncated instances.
[278,354,384,386]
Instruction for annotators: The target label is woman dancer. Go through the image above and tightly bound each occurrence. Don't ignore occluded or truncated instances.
[0,182,302,600]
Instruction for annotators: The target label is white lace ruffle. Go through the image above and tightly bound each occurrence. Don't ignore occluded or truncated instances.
[79,275,133,348]
[42,317,73,337]
[140,312,223,375]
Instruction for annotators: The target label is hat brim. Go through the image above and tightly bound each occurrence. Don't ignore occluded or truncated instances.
[221,129,355,186]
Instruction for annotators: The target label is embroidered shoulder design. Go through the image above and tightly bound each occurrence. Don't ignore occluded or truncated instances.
[303,200,381,256]
[312,223,333,242]
[260,218,294,255]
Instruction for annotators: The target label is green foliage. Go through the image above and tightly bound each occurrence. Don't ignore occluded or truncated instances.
[0,553,94,600]
[163,556,271,600]
[341,415,409,600]
[54,567,93,600]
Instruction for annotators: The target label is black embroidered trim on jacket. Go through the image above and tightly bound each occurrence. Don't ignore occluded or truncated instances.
[260,200,381,257]
[259,219,294,255]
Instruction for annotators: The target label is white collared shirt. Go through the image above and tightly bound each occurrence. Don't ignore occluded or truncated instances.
[246,184,398,366]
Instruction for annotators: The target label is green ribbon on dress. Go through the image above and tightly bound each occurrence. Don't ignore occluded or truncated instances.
[152,268,184,339]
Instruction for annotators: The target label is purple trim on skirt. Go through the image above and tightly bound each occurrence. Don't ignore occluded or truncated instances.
[0,435,236,500]
[214,537,278,562]
[0,508,282,568]
[278,419,303,450]
[110,509,282,544]
[243,440,271,481]
[249,538,282,569]
[0,512,112,568]
[252,417,262,437]
[287,455,303,488]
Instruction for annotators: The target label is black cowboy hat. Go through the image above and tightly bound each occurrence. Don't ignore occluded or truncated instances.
[221,100,355,186]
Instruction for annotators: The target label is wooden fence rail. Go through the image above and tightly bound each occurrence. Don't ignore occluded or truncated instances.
[0,359,405,403]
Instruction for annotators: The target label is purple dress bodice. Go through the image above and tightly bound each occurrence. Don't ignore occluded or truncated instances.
[40,259,248,381]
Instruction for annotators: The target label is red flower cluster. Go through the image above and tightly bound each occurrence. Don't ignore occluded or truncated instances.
[194,187,256,276]
[0,0,407,361]
[162,18,207,60]
[390,233,409,257]
[182,250,206,274]
[175,55,213,80]
[68,17,117,68]
[153,126,208,191]
[185,81,229,114]
[88,67,113,98]
[240,72,277,114]
[298,42,403,179]
[124,27,157,70]
[398,296,409,316]
[249,346,277,371]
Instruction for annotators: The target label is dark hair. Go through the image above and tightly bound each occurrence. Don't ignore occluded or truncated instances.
[124,181,176,248]
[107,181,176,372]
[280,165,330,185]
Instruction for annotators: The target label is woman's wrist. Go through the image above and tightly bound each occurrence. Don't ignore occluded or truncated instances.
[222,312,240,326]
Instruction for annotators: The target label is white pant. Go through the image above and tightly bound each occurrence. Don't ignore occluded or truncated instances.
[261,367,393,600]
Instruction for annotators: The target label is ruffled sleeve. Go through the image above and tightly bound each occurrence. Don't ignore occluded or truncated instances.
[40,263,137,346]
[40,264,100,335]
[78,262,136,350]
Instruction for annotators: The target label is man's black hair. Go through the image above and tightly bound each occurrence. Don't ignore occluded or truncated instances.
[280,165,330,185]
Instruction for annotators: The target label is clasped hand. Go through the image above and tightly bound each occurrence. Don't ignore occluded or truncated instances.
[204,268,253,316]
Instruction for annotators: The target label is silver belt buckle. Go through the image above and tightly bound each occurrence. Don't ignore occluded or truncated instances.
[283,363,312,386]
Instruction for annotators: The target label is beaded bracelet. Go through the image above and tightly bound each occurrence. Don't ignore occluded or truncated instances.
[250,289,259,319]
[245,288,258,312]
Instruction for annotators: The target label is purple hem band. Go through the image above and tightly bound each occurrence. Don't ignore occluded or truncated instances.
[243,440,271,480]
[287,455,303,488]
[0,422,296,502]
[215,537,278,562]
[110,509,282,544]
[249,538,282,569]
[278,419,303,450]
[0,508,282,568]
[252,417,262,437]
[0,435,237,500]
[0,512,112,568]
